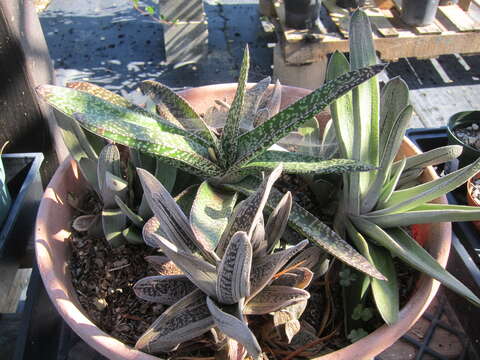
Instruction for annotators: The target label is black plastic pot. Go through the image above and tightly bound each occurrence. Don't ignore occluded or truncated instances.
[284,0,321,30]
[447,110,480,168]
[401,0,440,26]
[0,153,44,258]
[407,127,480,356]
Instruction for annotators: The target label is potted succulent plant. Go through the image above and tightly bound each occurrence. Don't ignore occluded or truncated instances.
[35,9,480,360]
[447,110,480,167]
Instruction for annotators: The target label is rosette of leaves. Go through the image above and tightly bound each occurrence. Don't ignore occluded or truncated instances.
[326,9,480,336]
[133,165,329,358]
[52,82,178,247]
[37,47,388,280]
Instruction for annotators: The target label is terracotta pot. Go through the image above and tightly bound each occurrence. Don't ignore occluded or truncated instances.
[467,172,480,231]
[35,84,451,360]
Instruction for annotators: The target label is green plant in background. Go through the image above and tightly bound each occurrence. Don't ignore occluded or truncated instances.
[0,142,11,227]
[326,9,480,337]
[133,165,328,357]
[37,49,387,280]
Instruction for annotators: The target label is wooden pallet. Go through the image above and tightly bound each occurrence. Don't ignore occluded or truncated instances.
[275,0,480,65]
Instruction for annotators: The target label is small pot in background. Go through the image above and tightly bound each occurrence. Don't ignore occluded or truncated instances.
[447,110,480,168]
[467,173,480,232]
[284,0,321,29]
[401,0,440,26]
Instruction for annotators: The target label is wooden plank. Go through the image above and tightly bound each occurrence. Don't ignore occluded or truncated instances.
[439,5,480,32]
[414,22,443,35]
[409,85,480,128]
[459,0,473,11]
[158,0,204,22]
[365,7,399,37]
[284,30,480,63]
[323,0,350,38]
[1,269,31,313]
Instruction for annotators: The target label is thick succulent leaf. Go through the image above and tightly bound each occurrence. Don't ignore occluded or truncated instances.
[37,85,221,178]
[224,176,385,280]
[144,255,183,275]
[320,119,339,159]
[155,160,178,193]
[378,77,409,138]
[72,214,99,232]
[221,46,250,165]
[206,297,261,360]
[351,217,480,306]
[138,168,219,263]
[136,289,213,353]
[216,231,252,304]
[235,64,386,169]
[240,76,271,131]
[190,181,238,252]
[362,105,413,213]
[266,192,292,253]
[102,209,126,247]
[115,195,144,227]
[217,166,283,256]
[244,285,310,315]
[377,158,406,209]
[122,226,145,244]
[237,151,375,176]
[273,300,308,327]
[249,239,309,298]
[143,217,218,298]
[373,158,480,215]
[251,217,267,256]
[364,203,480,227]
[349,9,380,201]
[392,145,463,173]
[272,267,313,289]
[174,184,199,216]
[140,80,217,145]
[256,79,282,126]
[285,245,327,273]
[345,219,398,325]
[326,51,353,159]
[134,275,196,304]
[398,168,425,187]
[97,144,122,207]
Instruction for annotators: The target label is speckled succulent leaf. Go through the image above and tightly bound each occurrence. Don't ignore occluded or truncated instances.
[235,64,386,170]
[38,85,221,178]
[217,166,283,256]
[362,105,413,213]
[240,76,271,131]
[140,80,217,145]
[379,77,409,131]
[114,195,144,227]
[295,117,322,157]
[244,285,310,315]
[138,168,219,262]
[174,184,199,216]
[97,144,121,207]
[364,203,480,227]
[320,119,339,159]
[105,172,128,201]
[349,10,381,204]
[221,46,250,165]
[249,239,309,299]
[102,208,126,247]
[216,231,252,304]
[133,274,196,305]
[377,158,406,208]
[190,181,238,252]
[144,255,183,276]
[345,218,398,325]
[326,51,353,159]
[392,145,463,174]
[272,267,313,289]
[136,289,214,354]
[206,297,262,360]
[250,218,267,256]
[285,245,326,273]
[224,177,385,280]
[237,151,375,176]
[143,217,218,298]
[72,214,98,232]
[352,218,480,306]
[257,79,282,125]
[155,159,178,193]
[273,301,308,327]
[266,192,292,253]
[398,168,424,187]
[372,158,480,215]
[122,226,144,244]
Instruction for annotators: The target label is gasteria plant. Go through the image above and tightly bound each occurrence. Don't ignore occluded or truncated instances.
[37,50,387,280]
[133,165,325,358]
[326,9,480,337]
[0,142,11,227]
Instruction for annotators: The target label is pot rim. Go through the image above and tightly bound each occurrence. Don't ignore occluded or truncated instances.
[35,83,451,360]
